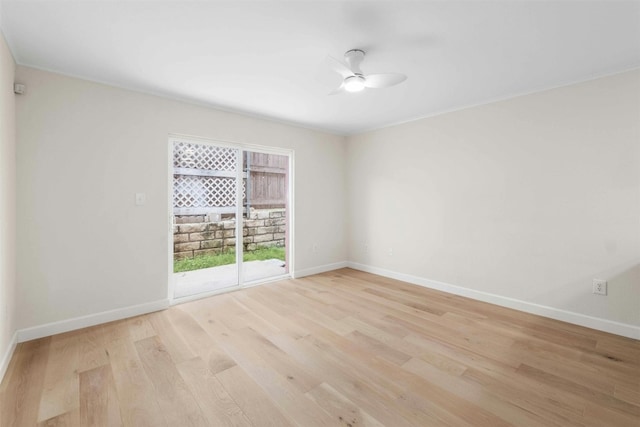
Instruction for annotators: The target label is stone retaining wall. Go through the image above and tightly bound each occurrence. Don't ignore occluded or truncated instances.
[173,208,286,260]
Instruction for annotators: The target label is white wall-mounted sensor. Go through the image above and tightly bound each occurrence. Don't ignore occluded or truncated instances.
[135,192,146,206]
[13,83,25,94]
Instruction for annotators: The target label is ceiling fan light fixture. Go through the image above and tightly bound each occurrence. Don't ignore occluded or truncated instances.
[344,75,366,92]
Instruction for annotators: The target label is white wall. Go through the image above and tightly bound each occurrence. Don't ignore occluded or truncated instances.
[347,70,640,331]
[0,29,17,373]
[15,66,346,332]
[12,63,640,339]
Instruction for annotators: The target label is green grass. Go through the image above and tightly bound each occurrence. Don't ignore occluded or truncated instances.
[174,246,285,273]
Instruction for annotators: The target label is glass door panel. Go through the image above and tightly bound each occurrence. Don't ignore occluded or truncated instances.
[242,151,289,284]
[172,140,239,298]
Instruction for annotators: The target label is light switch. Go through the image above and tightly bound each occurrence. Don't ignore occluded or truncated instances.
[135,193,146,206]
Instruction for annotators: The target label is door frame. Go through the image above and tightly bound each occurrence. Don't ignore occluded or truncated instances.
[167,133,295,304]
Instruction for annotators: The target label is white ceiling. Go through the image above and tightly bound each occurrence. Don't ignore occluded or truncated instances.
[1,1,639,135]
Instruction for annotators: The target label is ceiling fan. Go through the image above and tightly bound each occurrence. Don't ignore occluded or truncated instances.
[326,49,407,94]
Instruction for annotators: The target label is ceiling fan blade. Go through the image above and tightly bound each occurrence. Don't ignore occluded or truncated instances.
[363,73,407,88]
[315,65,344,92]
[324,55,354,78]
[328,81,346,95]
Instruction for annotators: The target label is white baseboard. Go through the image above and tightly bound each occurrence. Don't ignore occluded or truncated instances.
[14,262,345,344]
[0,330,18,384]
[293,261,348,279]
[347,262,640,340]
[17,299,170,343]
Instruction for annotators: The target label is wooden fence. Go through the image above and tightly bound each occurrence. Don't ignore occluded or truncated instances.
[244,151,287,209]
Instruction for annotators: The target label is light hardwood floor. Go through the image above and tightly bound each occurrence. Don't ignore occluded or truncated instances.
[1,268,638,426]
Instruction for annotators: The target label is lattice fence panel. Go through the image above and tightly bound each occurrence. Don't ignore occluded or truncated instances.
[174,176,247,208]
[173,140,237,171]
[172,141,245,211]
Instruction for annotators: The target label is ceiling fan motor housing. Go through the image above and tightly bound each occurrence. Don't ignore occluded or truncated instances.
[345,49,365,74]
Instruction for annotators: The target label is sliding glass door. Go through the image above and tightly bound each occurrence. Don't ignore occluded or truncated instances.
[170,136,291,301]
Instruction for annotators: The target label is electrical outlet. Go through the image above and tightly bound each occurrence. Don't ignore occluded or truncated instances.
[312,243,318,253]
[388,248,393,256]
[593,279,607,296]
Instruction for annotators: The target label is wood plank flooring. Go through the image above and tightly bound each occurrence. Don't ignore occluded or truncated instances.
[1,268,638,426]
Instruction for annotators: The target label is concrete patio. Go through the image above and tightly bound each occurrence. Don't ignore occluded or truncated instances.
[173,258,287,298]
